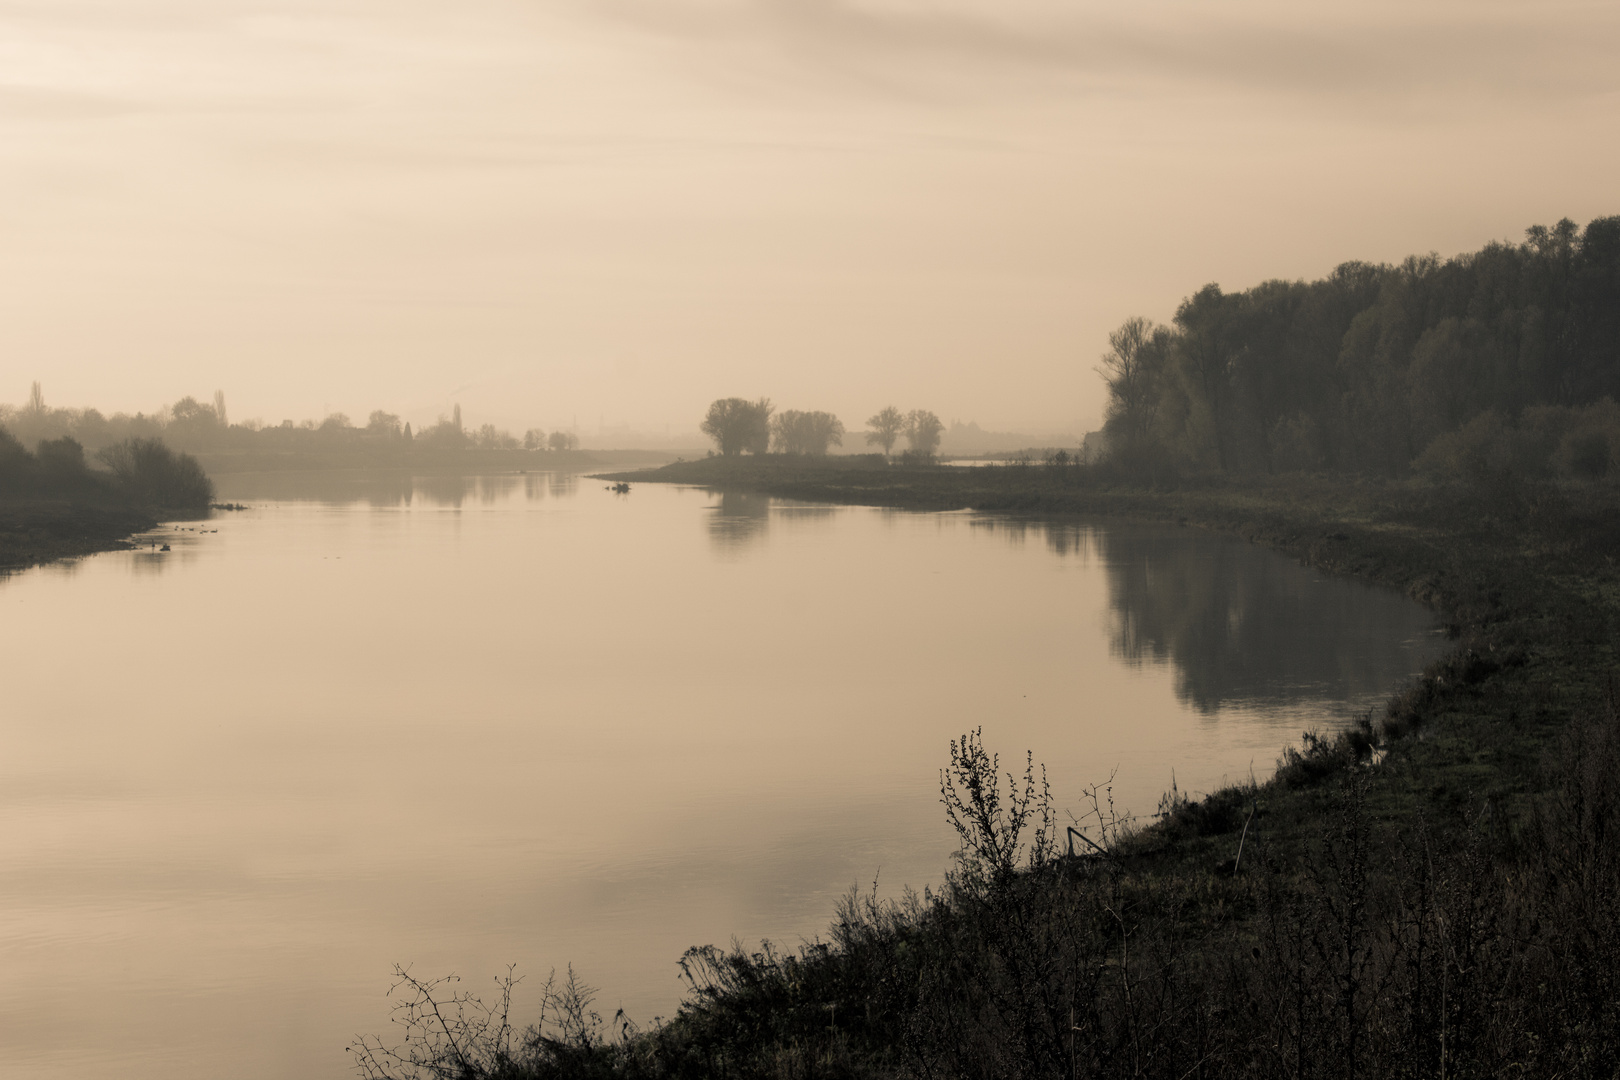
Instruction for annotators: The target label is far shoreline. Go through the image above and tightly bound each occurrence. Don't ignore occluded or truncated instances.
[1,451,679,574]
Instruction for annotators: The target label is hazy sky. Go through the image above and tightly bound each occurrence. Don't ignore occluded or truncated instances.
[3,0,1616,436]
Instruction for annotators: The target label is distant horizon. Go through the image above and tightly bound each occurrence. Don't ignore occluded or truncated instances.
[0,383,1096,449]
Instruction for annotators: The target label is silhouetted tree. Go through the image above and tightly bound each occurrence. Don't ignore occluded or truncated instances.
[36,436,87,475]
[366,410,402,438]
[1098,316,1174,453]
[523,428,547,450]
[701,397,773,456]
[771,410,845,455]
[1172,284,1245,471]
[0,426,32,475]
[95,438,213,508]
[904,409,944,460]
[163,395,227,450]
[170,396,218,427]
[473,423,518,450]
[548,430,579,452]
[866,406,905,455]
[417,414,467,448]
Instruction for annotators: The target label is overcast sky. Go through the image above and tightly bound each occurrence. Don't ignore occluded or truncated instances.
[2,0,1616,437]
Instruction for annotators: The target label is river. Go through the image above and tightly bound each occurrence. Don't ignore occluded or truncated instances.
[0,469,1444,1078]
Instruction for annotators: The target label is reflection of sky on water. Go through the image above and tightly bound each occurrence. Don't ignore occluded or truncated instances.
[106,471,590,577]
[207,468,578,509]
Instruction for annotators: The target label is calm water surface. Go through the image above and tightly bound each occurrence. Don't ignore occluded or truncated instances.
[0,470,1444,1078]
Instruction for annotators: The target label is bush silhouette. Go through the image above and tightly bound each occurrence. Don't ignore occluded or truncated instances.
[36,436,88,476]
[95,438,214,508]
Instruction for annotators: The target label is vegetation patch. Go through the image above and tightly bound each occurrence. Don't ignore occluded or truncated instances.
[0,424,215,570]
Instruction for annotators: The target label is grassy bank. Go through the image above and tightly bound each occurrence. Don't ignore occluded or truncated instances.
[344,457,1618,1079]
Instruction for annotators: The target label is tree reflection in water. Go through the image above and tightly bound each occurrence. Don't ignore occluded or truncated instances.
[977,518,1440,714]
[202,470,578,509]
[706,490,771,552]
[703,492,838,555]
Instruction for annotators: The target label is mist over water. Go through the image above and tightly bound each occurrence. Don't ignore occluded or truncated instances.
[0,470,1442,1079]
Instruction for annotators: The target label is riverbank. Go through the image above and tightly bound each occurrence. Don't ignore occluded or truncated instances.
[0,496,158,573]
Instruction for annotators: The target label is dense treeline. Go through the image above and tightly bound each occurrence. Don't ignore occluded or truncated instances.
[0,424,212,509]
[1100,216,1620,478]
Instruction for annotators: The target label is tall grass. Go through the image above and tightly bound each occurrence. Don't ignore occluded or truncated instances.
[352,703,1620,1079]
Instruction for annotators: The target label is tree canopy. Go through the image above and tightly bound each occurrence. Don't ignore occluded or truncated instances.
[904,410,944,459]
[1098,215,1620,477]
[865,406,905,454]
[701,398,773,456]
[771,410,845,455]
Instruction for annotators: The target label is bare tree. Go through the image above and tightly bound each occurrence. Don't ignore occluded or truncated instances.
[866,406,905,455]
[473,423,518,449]
[904,409,944,459]
[1096,316,1167,446]
[95,438,214,507]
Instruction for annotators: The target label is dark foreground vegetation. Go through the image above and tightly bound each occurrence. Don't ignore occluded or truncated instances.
[0,424,214,570]
[354,450,1620,1078]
